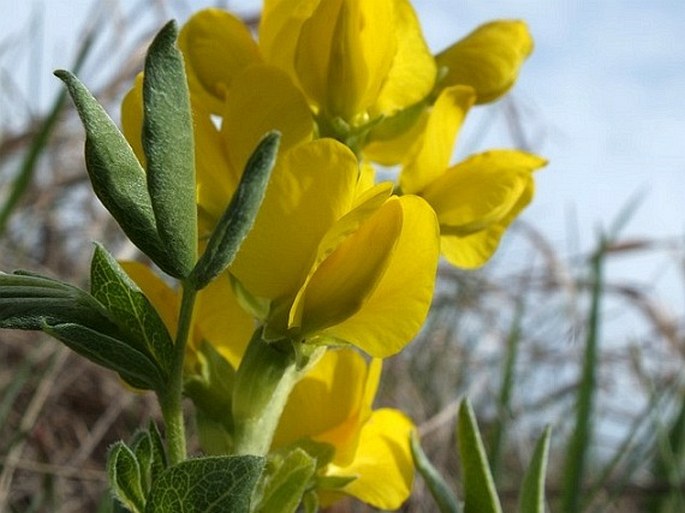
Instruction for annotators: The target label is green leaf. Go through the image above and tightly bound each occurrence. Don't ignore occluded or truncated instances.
[131,424,168,496]
[457,399,503,513]
[53,71,175,276]
[0,271,115,333]
[144,456,265,513]
[411,432,461,513]
[191,132,280,290]
[45,322,164,390]
[142,20,197,278]
[517,426,551,513]
[108,442,146,513]
[561,241,605,513]
[186,341,237,455]
[301,491,319,513]
[252,448,316,513]
[90,244,173,376]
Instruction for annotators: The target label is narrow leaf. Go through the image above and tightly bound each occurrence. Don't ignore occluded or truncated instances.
[53,70,175,276]
[191,132,280,290]
[108,442,146,513]
[90,244,173,375]
[143,20,197,278]
[518,426,552,513]
[561,242,604,513]
[411,432,461,513]
[144,456,265,513]
[45,322,164,391]
[489,303,524,479]
[0,272,115,333]
[457,399,503,513]
[131,425,167,497]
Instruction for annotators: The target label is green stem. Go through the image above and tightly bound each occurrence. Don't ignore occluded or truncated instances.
[160,283,197,465]
[231,331,322,455]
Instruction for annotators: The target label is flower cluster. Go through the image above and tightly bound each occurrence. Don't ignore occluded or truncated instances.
[120,1,544,509]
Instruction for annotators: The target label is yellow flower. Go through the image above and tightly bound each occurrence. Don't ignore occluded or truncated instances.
[179,2,436,140]
[270,0,436,127]
[398,84,547,269]
[121,56,439,359]
[274,348,414,510]
[435,20,534,104]
[230,138,440,357]
[364,19,535,164]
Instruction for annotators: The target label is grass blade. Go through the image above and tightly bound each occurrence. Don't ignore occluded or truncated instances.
[457,398,503,513]
[489,302,524,480]
[0,27,95,236]
[518,426,552,513]
[411,432,461,513]
[560,237,605,513]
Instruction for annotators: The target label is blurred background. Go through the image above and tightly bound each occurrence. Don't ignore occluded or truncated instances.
[1,1,684,511]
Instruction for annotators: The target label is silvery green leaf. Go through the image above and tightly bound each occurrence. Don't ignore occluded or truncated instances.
[191,132,280,290]
[45,322,164,391]
[142,20,197,278]
[53,71,178,276]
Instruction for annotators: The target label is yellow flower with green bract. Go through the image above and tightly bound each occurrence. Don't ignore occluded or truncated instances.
[113,1,546,509]
[274,348,414,510]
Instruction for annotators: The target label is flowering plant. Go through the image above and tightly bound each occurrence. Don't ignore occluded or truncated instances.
[0,2,548,511]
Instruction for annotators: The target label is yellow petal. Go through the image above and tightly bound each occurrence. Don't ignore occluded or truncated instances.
[363,105,428,166]
[194,273,254,369]
[354,160,377,197]
[121,73,145,166]
[273,348,380,465]
[193,102,237,236]
[230,139,358,302]
[295,0,397,122]
[436,20,533,104]
[287,181,392,330]
[179,9,262,114]
[322,408,415,510]
[399,85,476,194]
[221,64,313,175]
[423,150,546,268]
[314,195,439,358]
[295,197,403,335]
[260,0,320,78]
[373,0,436,117]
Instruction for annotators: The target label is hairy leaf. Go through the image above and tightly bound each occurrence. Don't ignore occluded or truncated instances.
[143,20,197,278]
[108,442,146,513]
[144,456,264,513]
[45,322,164,390]
[90,244,173,375]
[191,132,280,290]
